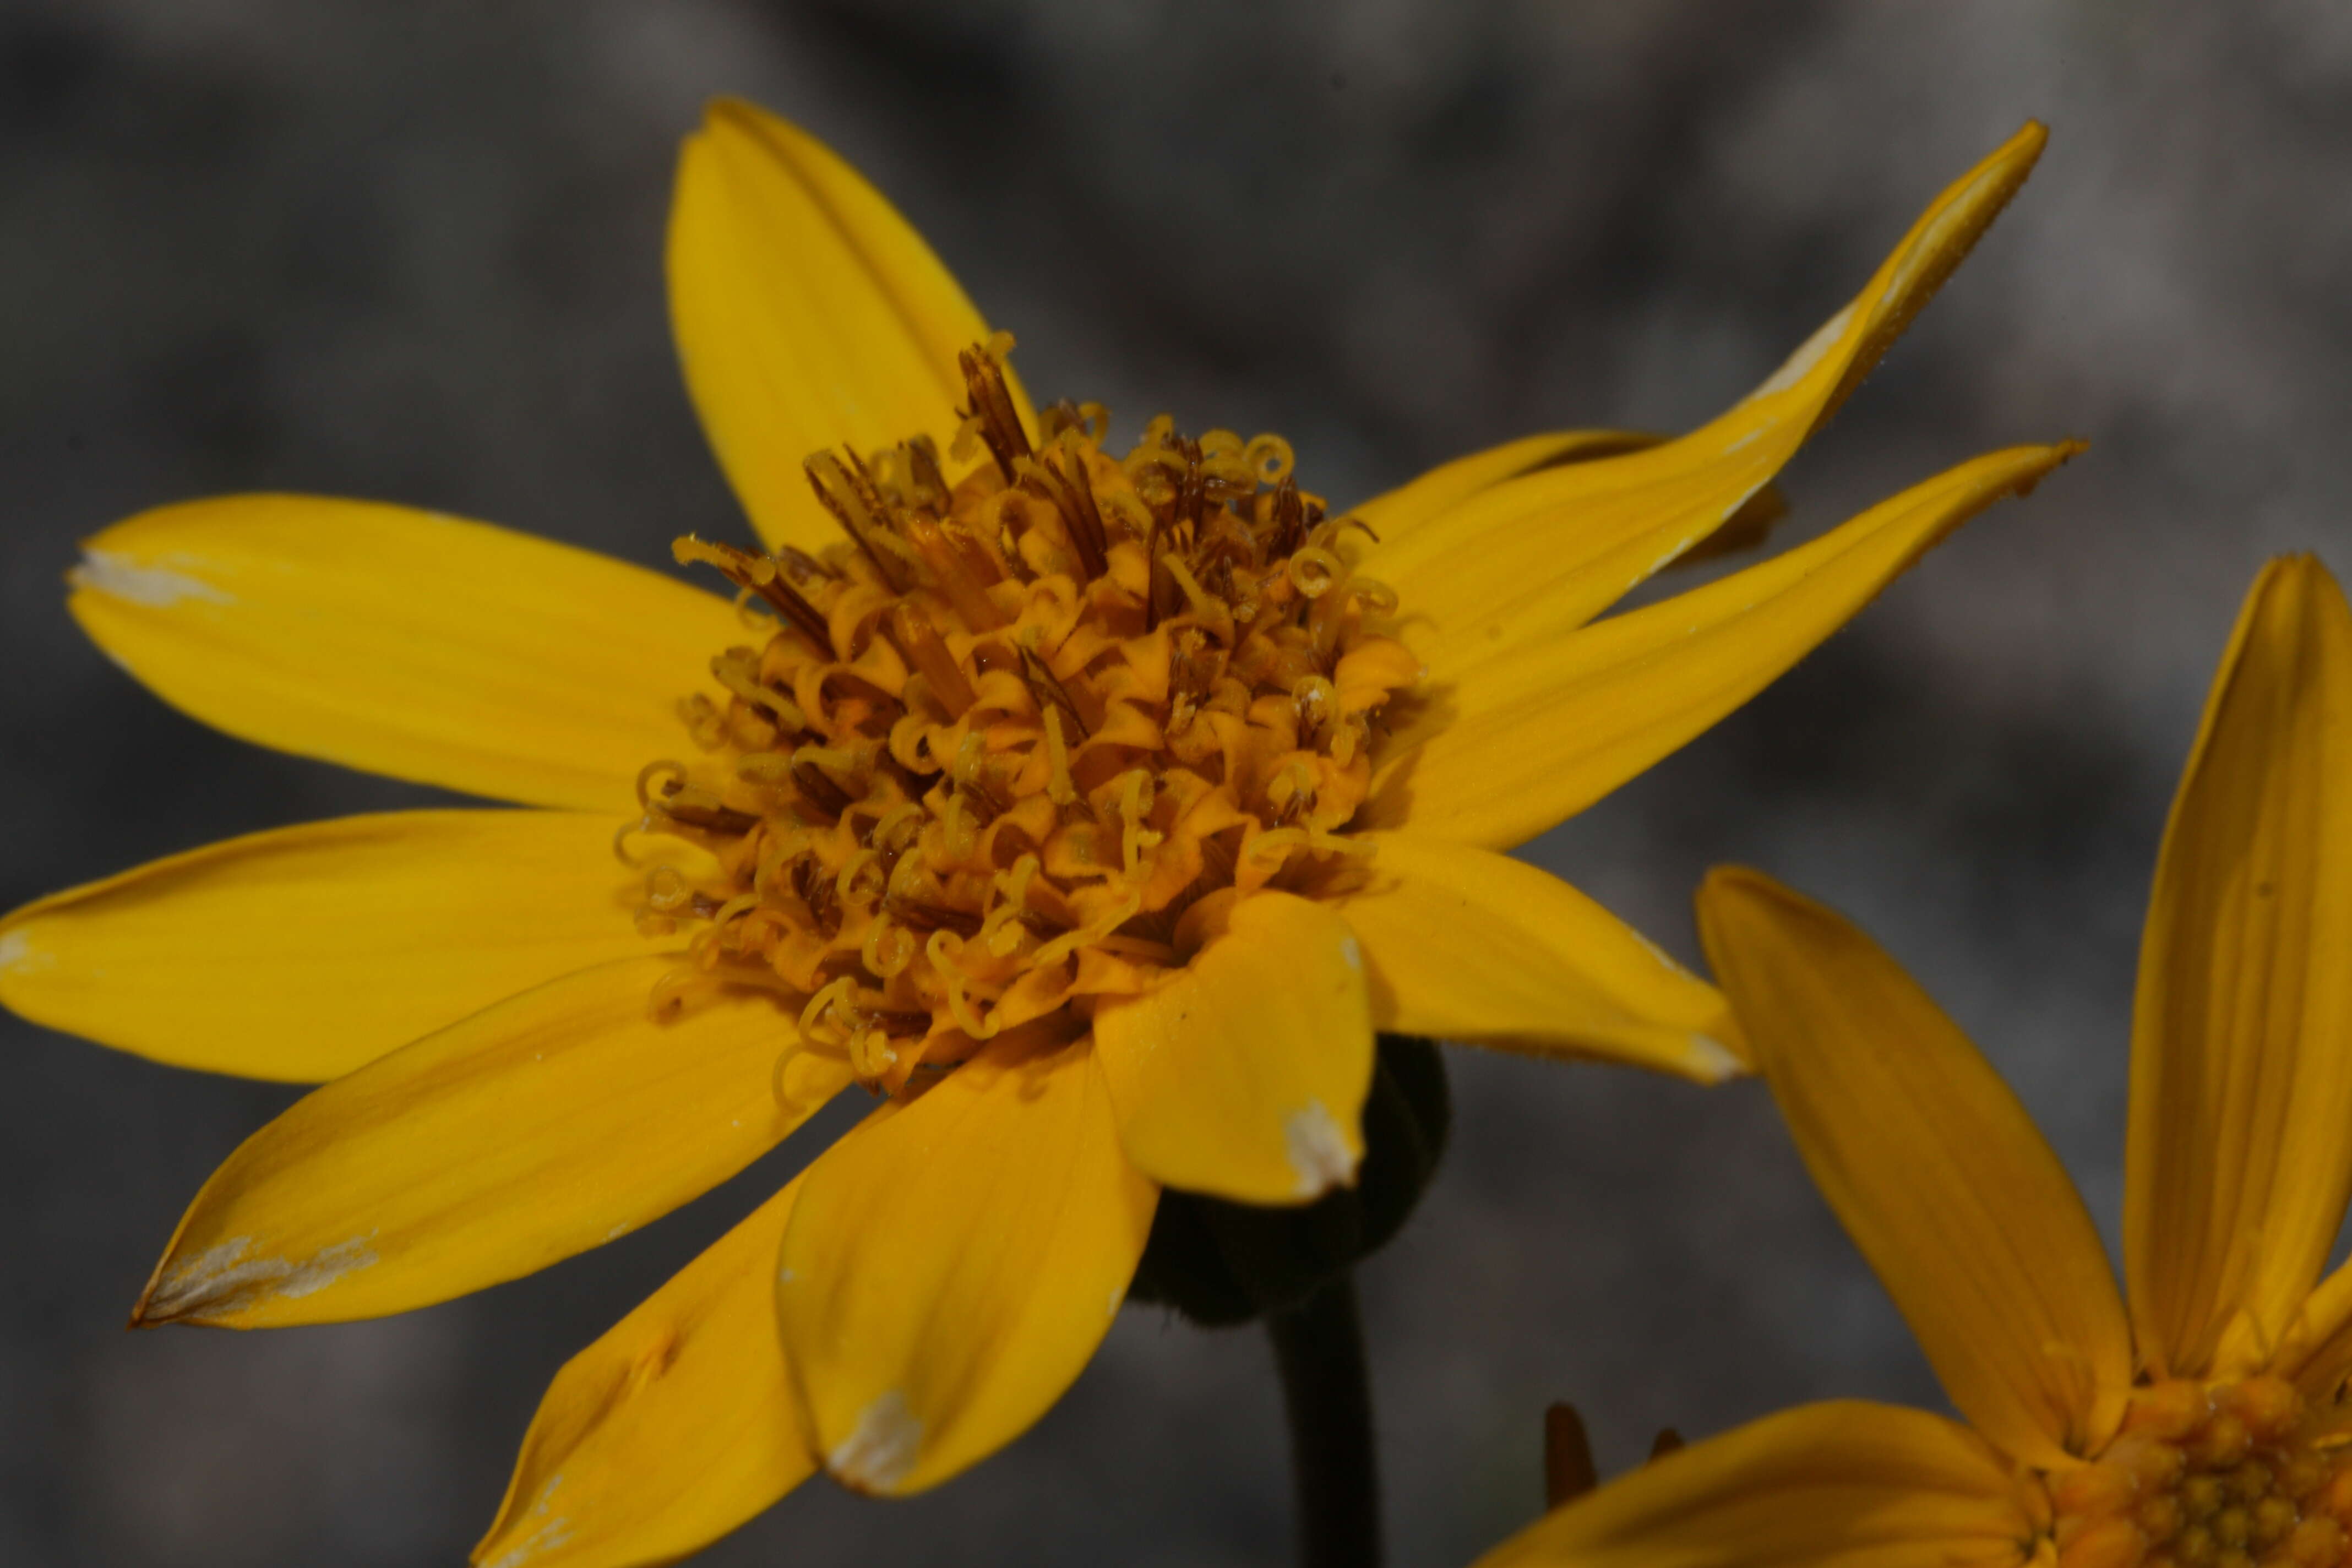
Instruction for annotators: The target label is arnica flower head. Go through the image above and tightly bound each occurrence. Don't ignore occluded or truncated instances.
[1481,557,2352,1568]
[3,103,2072,1567]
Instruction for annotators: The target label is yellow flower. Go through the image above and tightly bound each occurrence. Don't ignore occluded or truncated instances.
[1479,556,2352,1568]
[0,102,2071,1565]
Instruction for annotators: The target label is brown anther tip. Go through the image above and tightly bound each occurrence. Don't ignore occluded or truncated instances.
[804,449,908,592]
[126,1283,177,1331]
[1544,1401,1598,1510]
[790,759,854,819]
[654,796,762,836]
[1017,645,1099,739]
[887,602,977,717]
[1648,1428,1684,1461]
[958,341,1033,480]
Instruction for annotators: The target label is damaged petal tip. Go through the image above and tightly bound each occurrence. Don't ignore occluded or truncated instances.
[828,1390,923,1495]
[1284,1101,1359,1197]
[1686,1035,1749,1084]
[130,1233,380,1327]
[69,548,234,608]
[0,928,40,977]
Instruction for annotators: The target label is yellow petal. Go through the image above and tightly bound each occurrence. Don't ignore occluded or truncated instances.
[1474,1400,2033,1568]
[2124,557,2352,1379]
[0,809,693,1082]
[1364,123,2046,687]
[473,1175,816,1568]
[777,1032,1154,1496]
[1092,891,1375,1204]
[134,956,848,1328]
[1333,831,1742,1082]
[1697,867,2131,1468]
[669,99,1029,557]
[1374,443,2079,850]
[2271,1258,2352,1403]
[1349,430,1665,545]
[69,495,744,812]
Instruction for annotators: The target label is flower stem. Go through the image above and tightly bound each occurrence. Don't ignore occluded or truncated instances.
[1266,1271,1381,1568]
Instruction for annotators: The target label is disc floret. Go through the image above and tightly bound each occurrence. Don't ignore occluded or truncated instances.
[2049,1378,2352,1568]
[627,341,1421,1092]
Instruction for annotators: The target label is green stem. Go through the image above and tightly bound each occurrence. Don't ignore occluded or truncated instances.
[1265,1272,1382,1568]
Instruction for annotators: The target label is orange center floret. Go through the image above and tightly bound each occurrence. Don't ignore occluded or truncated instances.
[625,340,1420,1094]
[2050,1377,2352,1568]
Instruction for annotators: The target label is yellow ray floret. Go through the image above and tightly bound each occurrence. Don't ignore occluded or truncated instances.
[0,809,685,1081]
[775,1032,1155,1498]
[1484,558,2352,1568]
[68,495,750,812]
[473,1175,819,1568]
[134,957,849,1329]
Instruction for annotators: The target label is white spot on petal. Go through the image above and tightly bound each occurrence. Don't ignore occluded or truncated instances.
[70,549,233,608]
[1284,1101,1358,1197]
[1686,1035,1747,1084]
[1746,303,1853,401]
[829,1390,922,1494]
[0,930,48,976]
[140,1232,378,1321]
[1339,934,1362,971]
[480,1475,574,1568]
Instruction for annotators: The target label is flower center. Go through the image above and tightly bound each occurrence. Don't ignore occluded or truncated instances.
[2050,1376,2352,1568]
[625,339,1419,1093]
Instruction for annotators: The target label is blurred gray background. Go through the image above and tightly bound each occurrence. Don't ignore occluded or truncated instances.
[4,2,2350,1564]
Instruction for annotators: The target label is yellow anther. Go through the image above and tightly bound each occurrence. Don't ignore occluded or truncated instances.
[635,759,690,810]
[1157,554,1227,626]
[927,929,1002,1040]
[948,727,993,793]
[643,865,692,913]
[678,692,731,749]
[798,976,863,1048]
[709,651,806,728]
[1244,433,1294,484]
[1347,575,1400,616]
[1286,545,1344,598]
[889,601,976,716]
[707,892,763,934]
[848,1025,898,1085]
[645,965,722,1020]
[1267,757,1320,814]
[975,856,1043,957]
[871,801,928,853]
[835,848,886,907]
[1112,769,1163,876]
[861,917,916,979]
[1031,890,1141,969]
